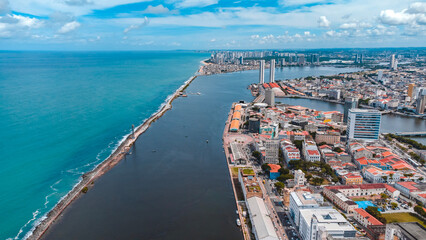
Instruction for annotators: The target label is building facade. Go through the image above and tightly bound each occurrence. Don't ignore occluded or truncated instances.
[347,109,381,141]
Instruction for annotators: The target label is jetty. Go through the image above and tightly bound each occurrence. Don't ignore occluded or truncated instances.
[28,75,199,240]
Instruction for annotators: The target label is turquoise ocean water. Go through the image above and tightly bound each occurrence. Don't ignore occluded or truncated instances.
[0,51,208,239]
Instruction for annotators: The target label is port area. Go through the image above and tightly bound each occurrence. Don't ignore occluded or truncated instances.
[223,103,287,240]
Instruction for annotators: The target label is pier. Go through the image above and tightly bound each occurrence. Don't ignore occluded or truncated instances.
[393,131,426,137]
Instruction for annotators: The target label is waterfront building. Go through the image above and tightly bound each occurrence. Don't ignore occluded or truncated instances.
[385,222,426,240]
[238,168,262,200]
[416,88,426,114]
[230,142,247,165]
[347,109,381,141]
[343,97,357,123]
[269,59,275,83]
[264,140,279,164]
[246,197,279,240]
[408,83,415,99]
[298,54,305,65]
[259,60,265,84]
[265,89,275,106]
[298,208,356,240]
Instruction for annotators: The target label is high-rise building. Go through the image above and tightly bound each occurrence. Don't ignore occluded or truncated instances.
[408,83,415,99]
[416,89,426,114]
[390,54,398,71]
[265,88,275,106]
[377,70,383,81]
[264,140,279,164]
[239,56,244,65]
[343,97,358,123]
[269,59,275,83]
[298,54,305,65]
[347,109,381,141]
[259,60,265,84]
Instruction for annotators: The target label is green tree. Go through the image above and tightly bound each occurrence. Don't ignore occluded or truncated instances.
[275,182,285,194]
[311,177,324,186]
[366,206,386,223]
[391,202,398,209]
[252,151,262,161]
[261,163,271,172]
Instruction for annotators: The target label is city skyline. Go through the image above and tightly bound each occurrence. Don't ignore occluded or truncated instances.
[0,0,425,50]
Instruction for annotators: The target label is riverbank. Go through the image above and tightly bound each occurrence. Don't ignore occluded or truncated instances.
[27,73,200,240]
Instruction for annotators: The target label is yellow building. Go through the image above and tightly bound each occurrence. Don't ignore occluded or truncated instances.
[342,173,363,185]
[408,83,415,98]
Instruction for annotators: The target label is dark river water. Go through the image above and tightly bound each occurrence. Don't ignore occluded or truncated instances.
[42,66,424,239]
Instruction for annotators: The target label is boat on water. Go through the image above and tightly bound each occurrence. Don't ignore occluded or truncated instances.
[236,218,241,226]
[181,94,187,97]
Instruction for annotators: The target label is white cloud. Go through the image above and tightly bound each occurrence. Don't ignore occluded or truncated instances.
[173,0,218,8]
[0,0,10,14]
[280,0,328,6]
[0,14,43,38]
[142,5,170,14]
[317,16,330,27]
[8,0,152,16]
[406,2,426,14]
[123,16,149,33]
[379,9,416,25]
[210,38,216,42]
[57,21,80,33]
[339,22,357,29]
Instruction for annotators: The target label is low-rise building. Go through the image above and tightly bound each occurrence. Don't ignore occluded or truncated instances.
[342,172,363,185]
[385,222,426,240]
[315,131,341,145]
[246,197,279,240]
[353,208,383,228]
[289,191,324,227]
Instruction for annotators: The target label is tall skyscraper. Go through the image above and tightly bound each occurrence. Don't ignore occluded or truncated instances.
[269,59,275,83]
[347,109,381,141]
[377,70,383,81]
[416,89,426,114]
[343,97,358,123]
[259,60,265,84]
[390,54,398,71]
[408,83,415,99]
[265,88,275,106]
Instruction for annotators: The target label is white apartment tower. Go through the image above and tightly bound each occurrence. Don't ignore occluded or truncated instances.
[259,60,265,84]
[269,59,275,83]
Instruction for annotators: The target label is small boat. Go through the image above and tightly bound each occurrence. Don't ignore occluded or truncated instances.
[152,150,156,152]
[236,219,241,226]
[236,210,238,214]
[197,92,201,95]
[206,140,209,143]
[181,94,187,97]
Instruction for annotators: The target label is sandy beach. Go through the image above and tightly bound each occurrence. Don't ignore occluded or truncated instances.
[27,73,201,240]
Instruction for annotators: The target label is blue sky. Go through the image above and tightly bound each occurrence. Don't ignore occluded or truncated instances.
[0,0,425,50]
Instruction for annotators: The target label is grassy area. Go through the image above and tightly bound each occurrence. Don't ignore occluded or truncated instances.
[242,168,255,175]
[351,197,368,201]
[382,212,426,228]
[231,167,240,177]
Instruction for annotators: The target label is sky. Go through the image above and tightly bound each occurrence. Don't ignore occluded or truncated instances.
[0,0,425,50]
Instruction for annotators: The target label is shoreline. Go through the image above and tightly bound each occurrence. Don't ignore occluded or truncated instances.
[27,71,202,240]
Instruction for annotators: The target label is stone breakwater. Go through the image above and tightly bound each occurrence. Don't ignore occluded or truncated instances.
[27,75,199,240]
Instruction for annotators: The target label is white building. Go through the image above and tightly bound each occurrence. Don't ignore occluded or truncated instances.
[347,109,381,141]
[298,208,356,240]
[294,170,306,187]
[282,145,300,163]
[269,59,275,83]
[303,140,320,162]
[246,197,279,240]
[289,191,323,227]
